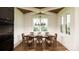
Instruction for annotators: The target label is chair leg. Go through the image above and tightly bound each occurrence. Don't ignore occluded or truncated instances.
[22,42,25,49]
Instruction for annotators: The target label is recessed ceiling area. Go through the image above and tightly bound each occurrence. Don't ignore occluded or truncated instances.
[35,7,46,9]
[17,7,64,14]
[49,7,64,13]
[17,8,32,14]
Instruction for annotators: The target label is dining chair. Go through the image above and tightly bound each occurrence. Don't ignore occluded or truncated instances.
[22,33,27,49]
[35,35,43,49]
[45,35,53,49]
[45,32,49,37]
[53,33,57,47]
[22,33,24,40]
[27,35,34,49]
[29,32,34,36]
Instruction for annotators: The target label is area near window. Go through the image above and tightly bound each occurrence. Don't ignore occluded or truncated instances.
[66,14,70,34]
[60,16,64,33]
[33,17,48,32]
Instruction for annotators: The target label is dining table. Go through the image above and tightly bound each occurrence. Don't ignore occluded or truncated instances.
[23,34,56,49]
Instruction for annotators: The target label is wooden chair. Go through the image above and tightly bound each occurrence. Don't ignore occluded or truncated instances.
[22,33,27,49]
[22,33,24,40]
[22,32,35,49]
[35,35,43,49]
[45,32,49,36]
[27,35,34,49]
[45,35,53,49]
[53,33,57,47]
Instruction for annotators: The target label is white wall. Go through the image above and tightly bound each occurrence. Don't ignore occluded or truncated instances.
[14,8,24,48]
[24,13,34,34]
[57,7,79,51]
[47,14,57,35]
[73,8,79,50]
[24,12,57,35]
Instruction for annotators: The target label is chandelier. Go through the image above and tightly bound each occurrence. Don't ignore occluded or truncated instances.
[35,9,46,26]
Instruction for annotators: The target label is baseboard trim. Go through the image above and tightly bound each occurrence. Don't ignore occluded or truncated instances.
[57,41,69,51]
[14,40,22,48]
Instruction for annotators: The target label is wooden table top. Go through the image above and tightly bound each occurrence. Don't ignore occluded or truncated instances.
[24,35,55,38]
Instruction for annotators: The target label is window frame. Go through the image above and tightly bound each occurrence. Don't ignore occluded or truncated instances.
[33,17,48,32]
[60,16,64,33]
[66,14,71,35]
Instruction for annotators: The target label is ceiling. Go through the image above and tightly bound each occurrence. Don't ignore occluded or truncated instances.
[49,7,64,13]
[17,8,32,14]
[17,7,64,14]
[35,7,46,9]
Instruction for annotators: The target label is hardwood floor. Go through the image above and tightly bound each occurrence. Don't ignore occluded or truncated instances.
[14,41,68,51]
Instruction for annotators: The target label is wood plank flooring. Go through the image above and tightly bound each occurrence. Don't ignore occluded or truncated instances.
[14,41,68,51]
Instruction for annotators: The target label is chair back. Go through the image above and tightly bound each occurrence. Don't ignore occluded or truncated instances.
[22,33,24,39]
[55,33,57,40]
[45,32,49,37]
[30,32,34,36]
[36,36,42,41]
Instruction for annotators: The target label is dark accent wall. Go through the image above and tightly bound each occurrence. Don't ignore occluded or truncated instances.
[0,7,14,20]
[0,7,14,51]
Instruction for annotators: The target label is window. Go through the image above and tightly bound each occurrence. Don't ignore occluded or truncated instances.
[60,16,64,33]
[41,18,48,32]
[33,18,40,32]
[66,14,70,34]
[33,18,48,32]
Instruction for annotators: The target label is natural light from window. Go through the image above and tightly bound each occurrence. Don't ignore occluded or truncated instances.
[60,16,64,33]
[33,18,48,32]
[66,14,70,34]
